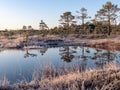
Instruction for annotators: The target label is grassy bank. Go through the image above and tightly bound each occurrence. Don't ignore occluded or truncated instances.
[0,62,120,90]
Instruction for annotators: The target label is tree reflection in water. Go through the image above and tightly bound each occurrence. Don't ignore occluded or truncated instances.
[59,46,87,71]
[92,47,116,68]
[24,49,37,58]
[59,46,75,63]
[39,47,48,56]
[59,45,119,70]
[22,45,119,69]
[79,46,87,71]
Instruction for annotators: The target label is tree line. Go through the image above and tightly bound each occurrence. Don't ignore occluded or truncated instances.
[50,1,120,36]
[0,1,120,37]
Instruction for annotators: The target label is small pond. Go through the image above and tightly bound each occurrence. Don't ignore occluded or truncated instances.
[0,46,120,83]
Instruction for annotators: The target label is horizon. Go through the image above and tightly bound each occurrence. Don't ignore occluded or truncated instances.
[0,0,119,30]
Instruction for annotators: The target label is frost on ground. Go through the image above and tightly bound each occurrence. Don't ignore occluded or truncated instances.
[0,62,120,90]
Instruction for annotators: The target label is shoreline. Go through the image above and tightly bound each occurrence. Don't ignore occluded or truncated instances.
[0,35,120,50]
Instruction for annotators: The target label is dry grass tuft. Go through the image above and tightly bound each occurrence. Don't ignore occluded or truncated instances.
[0,62,120,90]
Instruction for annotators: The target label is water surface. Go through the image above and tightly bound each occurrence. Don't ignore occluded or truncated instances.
[0,46,120,83]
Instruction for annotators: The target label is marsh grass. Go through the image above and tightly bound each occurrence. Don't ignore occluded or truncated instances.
[0,62,120,90]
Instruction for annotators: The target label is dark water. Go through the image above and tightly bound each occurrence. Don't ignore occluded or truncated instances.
[0,46,120,83]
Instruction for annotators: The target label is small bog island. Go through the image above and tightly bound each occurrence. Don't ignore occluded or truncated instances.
[0,0,120,90]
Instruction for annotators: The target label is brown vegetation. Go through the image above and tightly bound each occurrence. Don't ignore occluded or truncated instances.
[0,62,120,90]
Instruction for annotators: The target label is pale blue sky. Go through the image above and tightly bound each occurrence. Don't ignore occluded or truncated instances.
[0,0,119,30]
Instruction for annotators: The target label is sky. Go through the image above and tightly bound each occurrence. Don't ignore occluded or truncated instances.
[0,0,119,30]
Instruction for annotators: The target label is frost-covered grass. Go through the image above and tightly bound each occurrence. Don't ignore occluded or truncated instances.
[0,62,120,90]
